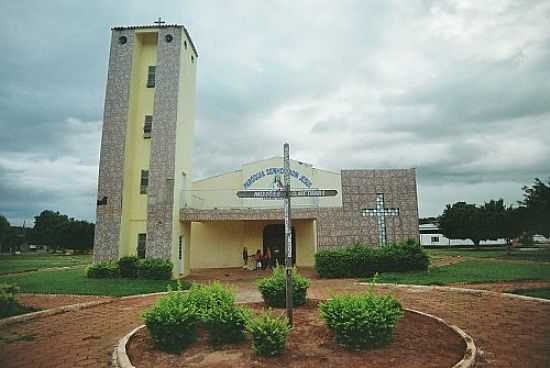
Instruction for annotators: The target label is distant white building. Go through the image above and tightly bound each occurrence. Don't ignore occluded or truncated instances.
[419,223,505,247]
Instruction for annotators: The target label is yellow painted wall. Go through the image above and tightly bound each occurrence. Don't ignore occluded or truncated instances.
[189,157,343,210]
[189,220,316,269]
[169,31,198,276]
[119,31,157,257]
[191,170,242,209]
[294,220,316,267]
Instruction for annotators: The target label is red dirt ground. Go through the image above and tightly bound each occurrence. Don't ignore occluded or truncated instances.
[16,293,113,310]
[127,301,465,368]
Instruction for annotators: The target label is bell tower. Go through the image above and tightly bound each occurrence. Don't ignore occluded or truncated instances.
[94,21,197,276]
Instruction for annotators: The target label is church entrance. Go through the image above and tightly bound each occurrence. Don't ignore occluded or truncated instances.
[263,224,296,266]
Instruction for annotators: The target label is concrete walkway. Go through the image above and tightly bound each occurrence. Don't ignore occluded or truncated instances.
[1,279,549,367]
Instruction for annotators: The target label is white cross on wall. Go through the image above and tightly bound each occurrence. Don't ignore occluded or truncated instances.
[361,193,400,246]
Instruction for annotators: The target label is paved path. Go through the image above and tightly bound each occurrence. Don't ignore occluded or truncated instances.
[1,280,549,367]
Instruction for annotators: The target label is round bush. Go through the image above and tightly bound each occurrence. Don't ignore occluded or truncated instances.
[185,282,250,346]
[137,258,173,280]
[246,311,290,356]
[320,292,404,350]
[86,261,119,278]
[257,266,310,308]
[0,283,19,318]
[204,304,251,345]
[142,290,199,353]
[118,256,139,278]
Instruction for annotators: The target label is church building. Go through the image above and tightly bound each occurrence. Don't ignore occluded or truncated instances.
[93,23,420,277]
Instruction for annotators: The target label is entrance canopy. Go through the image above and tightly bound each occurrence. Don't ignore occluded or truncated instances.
[186,219,316,269]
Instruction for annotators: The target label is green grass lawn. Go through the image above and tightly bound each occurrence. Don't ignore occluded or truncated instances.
[426,247,550,262]
[508,288,550,300]
[0,254,92,275]
[364,260,550,286]
[426,248,507,258]
[0,268,190,297]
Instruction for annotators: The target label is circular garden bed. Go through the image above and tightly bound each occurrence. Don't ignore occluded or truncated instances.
[125,300,468,368]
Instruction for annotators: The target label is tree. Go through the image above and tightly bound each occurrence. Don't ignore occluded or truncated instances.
[439,202,487,248]
[419,217,439,225]
[482,200,525,254]
[500,206,525,255]
[59,220,95,251]
[30,210,69,250]
[30,210,95,252]
[520,177,550,237]
[0,215,12,252]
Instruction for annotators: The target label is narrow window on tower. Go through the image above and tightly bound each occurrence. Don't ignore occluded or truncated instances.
[137,233,146,258]
[143,115,153,138]
[146,65,156,88]
[140,170,149,194]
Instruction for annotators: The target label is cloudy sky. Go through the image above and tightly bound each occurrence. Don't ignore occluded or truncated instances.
[1,0,549,225]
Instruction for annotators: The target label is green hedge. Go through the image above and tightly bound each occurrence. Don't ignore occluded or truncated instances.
[257,266,310,308]
[118,256,139,278]
[137,258,173,280]
[320,292,404,350]
[86,258,173,280]
[86,261,119,278]
[315,240,429,278]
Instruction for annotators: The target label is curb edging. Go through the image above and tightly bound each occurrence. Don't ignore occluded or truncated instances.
[407,309,477,368]
[356,282,550,304]
[112,307,477,368]
[113,325,145,368]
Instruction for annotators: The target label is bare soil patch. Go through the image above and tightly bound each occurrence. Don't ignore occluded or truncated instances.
[127,301,465,368]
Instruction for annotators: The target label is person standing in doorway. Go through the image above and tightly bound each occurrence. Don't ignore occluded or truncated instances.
[263,247,273,270]
[255,249,262,270]
[242,246,248,267]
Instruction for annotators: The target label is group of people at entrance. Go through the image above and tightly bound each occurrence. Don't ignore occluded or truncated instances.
[242,247,274,270]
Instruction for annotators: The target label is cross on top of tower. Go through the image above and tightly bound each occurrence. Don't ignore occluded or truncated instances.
[154,17,166,26]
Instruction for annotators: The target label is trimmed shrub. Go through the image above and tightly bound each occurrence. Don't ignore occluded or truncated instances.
[320,292,404,350]
[186,282,250,346]
[246,311,290,356]
[142,289,199,353]
[186,282,235,318]
[257,266,310,308]
[86,261,119,278]
[137,258,173,280]
[204,303,251,345]
[0,283,18,318]
[118,256,139,278]
[315,240,429,278]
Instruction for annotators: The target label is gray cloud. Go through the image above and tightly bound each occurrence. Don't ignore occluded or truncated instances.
[1,0,549,224]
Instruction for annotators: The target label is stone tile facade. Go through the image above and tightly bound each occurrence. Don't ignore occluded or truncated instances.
[93,29,135,262]
[317,169,419,249]
[94,25,189,263]
[145,27,183,260]
[180,168,419,249]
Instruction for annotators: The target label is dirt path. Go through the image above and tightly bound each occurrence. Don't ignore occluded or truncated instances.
[0,280,549,367]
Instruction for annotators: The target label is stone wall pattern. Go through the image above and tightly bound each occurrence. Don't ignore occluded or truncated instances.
[145,27,183,259]
[180,169,420,249]
[93,29,134,262]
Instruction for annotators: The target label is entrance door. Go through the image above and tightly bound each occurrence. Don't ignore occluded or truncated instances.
[263,224,296,266]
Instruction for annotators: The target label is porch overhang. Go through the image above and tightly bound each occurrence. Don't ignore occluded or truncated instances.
[180,207,327,222]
